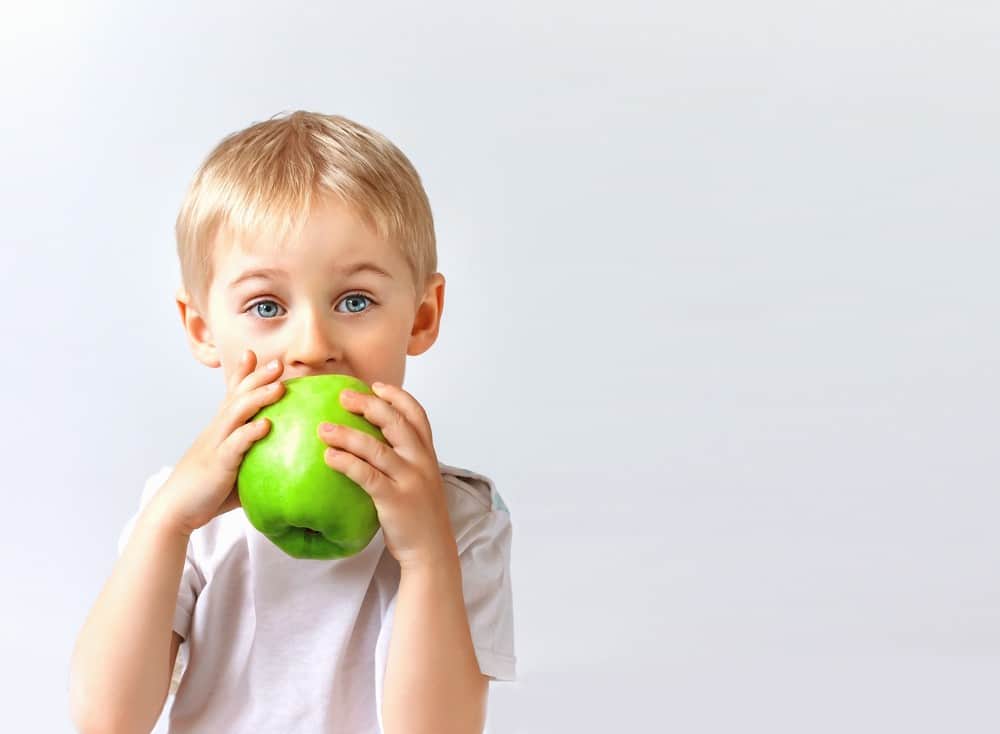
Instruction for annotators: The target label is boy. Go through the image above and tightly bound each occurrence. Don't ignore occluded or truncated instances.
[69,111,516,734]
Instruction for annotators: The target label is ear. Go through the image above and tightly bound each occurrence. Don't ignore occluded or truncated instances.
[176,287,222,368]
[407,273,445,357]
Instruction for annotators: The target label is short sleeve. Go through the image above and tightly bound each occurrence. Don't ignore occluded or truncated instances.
[458,503,517,680]
[442,468,517,681]
[116,465,202,640]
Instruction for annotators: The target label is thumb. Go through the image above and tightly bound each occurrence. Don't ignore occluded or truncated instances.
[218,487,242,515]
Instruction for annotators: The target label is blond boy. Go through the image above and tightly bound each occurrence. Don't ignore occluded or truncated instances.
[69,112,516,734]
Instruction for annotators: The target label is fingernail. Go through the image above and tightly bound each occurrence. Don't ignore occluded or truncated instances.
[320,422,335,432]
[267,360,279,370]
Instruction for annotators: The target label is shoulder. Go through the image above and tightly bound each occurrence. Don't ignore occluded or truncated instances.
[131,462,512,551]
[141,462,508,510]
[437,462,512,553]
[438,462,511,515]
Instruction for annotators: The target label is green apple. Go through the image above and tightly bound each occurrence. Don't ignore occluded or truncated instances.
[237,374,384,560]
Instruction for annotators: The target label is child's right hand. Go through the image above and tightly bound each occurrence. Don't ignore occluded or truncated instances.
[149,349,286,536]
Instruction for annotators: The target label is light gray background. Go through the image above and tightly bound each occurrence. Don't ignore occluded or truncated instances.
[2,1,997,732]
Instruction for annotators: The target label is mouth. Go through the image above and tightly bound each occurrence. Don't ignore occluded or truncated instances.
[285,372,355,381]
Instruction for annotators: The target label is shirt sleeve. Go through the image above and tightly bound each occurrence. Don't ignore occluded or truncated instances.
[458,502,517,681]
[116,465,203,640]
[373,467,517,689]
[443,470,518,682]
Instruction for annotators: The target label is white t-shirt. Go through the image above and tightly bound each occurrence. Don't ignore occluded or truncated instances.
[116,461,516,733]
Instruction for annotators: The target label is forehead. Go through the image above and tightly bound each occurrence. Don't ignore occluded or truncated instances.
[212,196,408,283]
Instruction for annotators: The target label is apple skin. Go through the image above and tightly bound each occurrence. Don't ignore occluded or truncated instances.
[237,374,384,560]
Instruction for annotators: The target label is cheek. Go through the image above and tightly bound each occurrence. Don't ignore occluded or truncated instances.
[349,331,400,360]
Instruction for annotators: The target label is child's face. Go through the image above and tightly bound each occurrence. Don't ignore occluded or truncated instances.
[177,195,444,394]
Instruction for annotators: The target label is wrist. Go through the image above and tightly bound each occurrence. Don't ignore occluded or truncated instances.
[398,536,461,578]
[139,492,193,541]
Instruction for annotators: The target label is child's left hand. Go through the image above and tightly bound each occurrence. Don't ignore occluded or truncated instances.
[317,382,456,570]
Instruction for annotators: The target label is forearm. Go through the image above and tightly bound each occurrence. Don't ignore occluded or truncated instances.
[382,546,488,734]
[70,492,189,734]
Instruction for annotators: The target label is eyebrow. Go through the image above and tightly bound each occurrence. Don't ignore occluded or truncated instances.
[228,262,393,290]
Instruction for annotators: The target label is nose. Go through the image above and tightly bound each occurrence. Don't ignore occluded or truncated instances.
[283,307,342,375]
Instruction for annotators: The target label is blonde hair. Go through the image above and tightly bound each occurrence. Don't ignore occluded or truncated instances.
[175,111,437,312]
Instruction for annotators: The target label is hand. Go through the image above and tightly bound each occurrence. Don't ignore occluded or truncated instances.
[317,382,456,570]
[149,349,286,536]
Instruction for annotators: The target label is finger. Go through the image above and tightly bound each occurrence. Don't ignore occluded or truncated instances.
[323,450,391,502]
[236,355,284,395]
[219,415,272,471]
[227,349,257,396]
[370,383,434,449]
[318,423,407,481]
[220,380,285,437]
[338,389,424,460]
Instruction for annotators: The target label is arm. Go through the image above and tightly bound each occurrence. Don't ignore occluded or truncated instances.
[381,546,490,734]
[69,492,189,734]
[314,383,492,733]
[69,349,288,733]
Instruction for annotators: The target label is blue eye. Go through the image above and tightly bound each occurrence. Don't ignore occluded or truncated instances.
[336,294,375,314]
[245,294,375,320]
[248,300,285,319]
